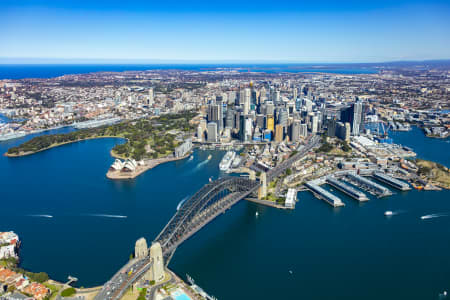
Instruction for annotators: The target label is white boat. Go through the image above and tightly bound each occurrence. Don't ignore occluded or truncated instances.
[231,156,242,168]
[255,212,259,217]
[0,131,26,141]
[207,154,212,160]
[384,211,393,216]
[189,155,194,161]
[219,151,236,171]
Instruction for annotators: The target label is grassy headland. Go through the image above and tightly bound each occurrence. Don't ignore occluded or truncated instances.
[6,111,196,160]
[416,158,450,189]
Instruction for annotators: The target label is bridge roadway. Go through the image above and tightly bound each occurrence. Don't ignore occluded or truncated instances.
[95,135,320,300]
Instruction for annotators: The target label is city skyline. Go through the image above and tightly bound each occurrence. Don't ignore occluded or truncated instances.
[1,0,450,63]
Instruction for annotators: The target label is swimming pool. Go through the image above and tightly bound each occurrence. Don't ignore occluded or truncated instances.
[171,290,192,300]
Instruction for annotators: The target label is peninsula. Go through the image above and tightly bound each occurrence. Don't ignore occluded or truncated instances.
[5,111,196,158]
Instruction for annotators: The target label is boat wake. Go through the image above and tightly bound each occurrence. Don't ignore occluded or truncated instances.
[388,210,406,216]
[27,214,53,218]
[195,160,209,169]
[84,214,127,219]
[177,196,190,211]
[420,213,449,220]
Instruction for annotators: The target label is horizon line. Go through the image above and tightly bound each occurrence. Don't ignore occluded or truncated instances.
[1,58,450,65]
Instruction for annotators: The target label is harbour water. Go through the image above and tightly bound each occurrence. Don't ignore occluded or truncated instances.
[0,128,449,299]
[0,64,377,80]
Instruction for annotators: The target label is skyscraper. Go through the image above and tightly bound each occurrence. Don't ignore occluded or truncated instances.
[148,88,154,106]
[290,120,301,142]
[275,124,284,142]
[340,101,365,136]
[207,122,218,142]
[266,114,275,132]
[241,88,251,115]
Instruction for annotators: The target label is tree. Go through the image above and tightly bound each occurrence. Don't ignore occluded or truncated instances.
[61,288,76,297]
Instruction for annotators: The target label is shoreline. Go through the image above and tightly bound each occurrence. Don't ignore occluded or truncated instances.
[4,135,124,157]
[106,152,191,180]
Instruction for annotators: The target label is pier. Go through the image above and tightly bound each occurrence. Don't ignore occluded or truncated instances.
[373,172,411,191]
[344,172,392,197]
[326,176,369,201]
[305,179,345,207]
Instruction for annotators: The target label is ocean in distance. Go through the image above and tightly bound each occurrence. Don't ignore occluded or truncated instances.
[0,64,378,79]
[0,126,449,300]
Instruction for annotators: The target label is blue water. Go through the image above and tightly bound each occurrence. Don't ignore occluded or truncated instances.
[0,114,10,123]
[0,126,449,299]
[0,64,377,79]
[389,126,449,168]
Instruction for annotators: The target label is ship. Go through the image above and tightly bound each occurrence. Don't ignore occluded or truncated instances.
[231,155,242,168]
[0,131,27,141]
[219,151,236,171]
[72,117,121,129]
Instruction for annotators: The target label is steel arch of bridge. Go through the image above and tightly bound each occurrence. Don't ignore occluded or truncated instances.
[154,176,259,264]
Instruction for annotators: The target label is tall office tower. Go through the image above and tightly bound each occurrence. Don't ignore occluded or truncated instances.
[207,102,223,131]
[233,110,241,131]
[327,118,337,137]
[277,108,288,128]
[340,101,365,136]
[272,90,280,104]
[311,115,319,134]
[239,115,246,141]
[225,108,234,128]
[274,124,284,142]
[299,123,308,138]
[287,102,295,115]
[207,122,218,142]
[266,114,275,132]
[251,88,258,105]
[256,114,265,129]
[336,122,350,141]
[215,99,224,130]
[290,120,301,142]
[293,88,298,101]
[240,88,251,114]
[265,102,275,115]
[259,86,267,103]
[245,117,253,141]
[197,125,205,141]
[147,88,154,106]
[295,98,302,111]
[303,98,313,112]
[227,91,236,105]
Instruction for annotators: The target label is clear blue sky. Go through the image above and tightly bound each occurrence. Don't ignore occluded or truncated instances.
[1,0,449,63]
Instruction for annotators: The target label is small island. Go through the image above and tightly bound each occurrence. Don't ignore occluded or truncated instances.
[6,111,197,179]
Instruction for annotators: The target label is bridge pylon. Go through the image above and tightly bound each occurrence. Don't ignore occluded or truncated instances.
[258,172,267,199]
[144,242,165,283]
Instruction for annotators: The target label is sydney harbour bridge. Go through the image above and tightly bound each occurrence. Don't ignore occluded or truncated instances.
[95,136,320,300]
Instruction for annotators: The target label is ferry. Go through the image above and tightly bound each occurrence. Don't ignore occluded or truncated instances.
[219,151,236,171]
[231,156,242,168]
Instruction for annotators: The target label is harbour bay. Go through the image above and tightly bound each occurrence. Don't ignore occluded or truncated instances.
[0,127,449,299]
